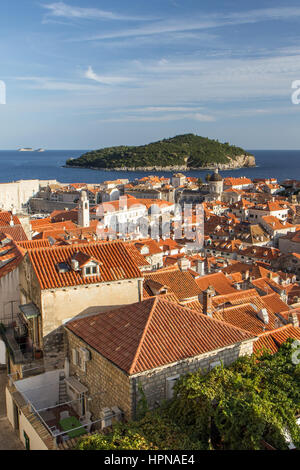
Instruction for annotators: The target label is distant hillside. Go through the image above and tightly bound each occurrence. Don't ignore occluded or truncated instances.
[66,134,255,171]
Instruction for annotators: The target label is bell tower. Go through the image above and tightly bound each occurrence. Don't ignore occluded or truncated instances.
[78,190,90,228]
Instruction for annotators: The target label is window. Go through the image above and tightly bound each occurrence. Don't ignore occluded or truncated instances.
[92,266,97,274]
[85,267,91,275]
[72,348,79,365]
[166,375,180,400]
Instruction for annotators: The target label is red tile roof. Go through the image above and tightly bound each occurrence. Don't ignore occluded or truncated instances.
[144,266,201,301]
[66,297,254,374]
[0,240,24,279]
[254,325,300,355]
[224,177,252,186]
[0,211,27,241]
[17,239,51,249]
[195,272,236,295]
[120,243,150,270]
[27,241,142,290]
[213,303,280,335]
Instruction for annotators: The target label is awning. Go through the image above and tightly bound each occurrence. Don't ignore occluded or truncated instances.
[19,303,40,319]
[65,376,88,394]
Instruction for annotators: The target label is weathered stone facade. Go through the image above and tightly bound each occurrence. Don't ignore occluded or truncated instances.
[132,340,253,415]
[65,330,132,420]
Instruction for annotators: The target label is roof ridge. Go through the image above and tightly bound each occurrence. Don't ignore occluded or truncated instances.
[257,324,294,337]
[155,297,256,338]
[129,297,159,374]
[28,239,122,253]
[179,302,257,338]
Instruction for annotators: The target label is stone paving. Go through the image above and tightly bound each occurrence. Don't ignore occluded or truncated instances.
[0,368,24,450]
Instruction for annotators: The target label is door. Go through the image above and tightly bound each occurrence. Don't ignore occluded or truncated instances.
[13,402,19,430]
[23,431,30,450]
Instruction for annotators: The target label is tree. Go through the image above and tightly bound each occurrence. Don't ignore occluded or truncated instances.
[76,340,300,451]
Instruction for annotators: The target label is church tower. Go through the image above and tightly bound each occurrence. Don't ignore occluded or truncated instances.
[209,168,223,200]
[78,190,90,228]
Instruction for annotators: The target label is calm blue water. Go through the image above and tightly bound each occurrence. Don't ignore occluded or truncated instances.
[0,149,299,184]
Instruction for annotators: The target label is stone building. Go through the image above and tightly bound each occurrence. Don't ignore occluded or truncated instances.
[205,169,224,202]
[64,297,255,421]
[15,240,143,370]
[0,179,58,212]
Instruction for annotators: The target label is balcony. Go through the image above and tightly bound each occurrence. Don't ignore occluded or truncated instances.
[0,305,42,367]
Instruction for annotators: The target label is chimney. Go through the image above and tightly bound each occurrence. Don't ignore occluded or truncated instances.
[257,308,269,325]
[288,312,299,328]
[178,257,190,271]
[202,286,214,317]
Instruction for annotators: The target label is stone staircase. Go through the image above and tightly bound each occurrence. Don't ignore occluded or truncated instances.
[58,373,68,404]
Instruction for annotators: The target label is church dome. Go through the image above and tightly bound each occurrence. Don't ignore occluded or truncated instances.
[210,169,223,182]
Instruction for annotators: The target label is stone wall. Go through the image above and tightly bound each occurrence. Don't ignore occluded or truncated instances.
[29,198,77,214]
[0,179,57,211]
[132,340,254,415]
[65,330,132,421]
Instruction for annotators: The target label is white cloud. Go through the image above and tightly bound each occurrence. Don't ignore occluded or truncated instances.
[42,2,151,22]
[84,66,135,85]
[73,6,300,42]
[98,112,215,123]
[14,76,100,92]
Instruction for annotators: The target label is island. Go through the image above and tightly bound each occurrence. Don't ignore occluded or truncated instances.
[65,134,256,171]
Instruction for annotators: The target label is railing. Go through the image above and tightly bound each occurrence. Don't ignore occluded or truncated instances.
[0,322,38,365]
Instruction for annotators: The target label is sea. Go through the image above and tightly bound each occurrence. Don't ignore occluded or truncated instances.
[0,149,299,184]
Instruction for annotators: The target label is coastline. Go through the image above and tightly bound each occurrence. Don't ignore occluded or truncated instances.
[63,163,257,172]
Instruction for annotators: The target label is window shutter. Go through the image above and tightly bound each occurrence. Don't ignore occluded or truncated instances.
[72,348,77,365]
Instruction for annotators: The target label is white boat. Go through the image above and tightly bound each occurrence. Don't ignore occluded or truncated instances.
[18,148,34,152]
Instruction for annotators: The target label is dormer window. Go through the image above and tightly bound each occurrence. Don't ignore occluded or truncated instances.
[83,263,100,277]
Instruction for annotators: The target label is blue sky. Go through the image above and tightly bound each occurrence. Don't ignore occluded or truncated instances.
[1,0,300,149]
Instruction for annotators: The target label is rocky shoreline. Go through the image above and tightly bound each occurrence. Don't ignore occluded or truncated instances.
[64,154,256,172]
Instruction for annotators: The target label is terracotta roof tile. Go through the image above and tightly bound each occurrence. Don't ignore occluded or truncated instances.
[144,266,201,301]
[28,241,142,290]
[66,297,254,374]
[195,272,236,295]
[254,325,300,355]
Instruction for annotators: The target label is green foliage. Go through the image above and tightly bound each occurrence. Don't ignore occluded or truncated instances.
[66,134,252,169]
[169,340,300,450]
[76,412,203,450]
[136,382,149,420]
[76,340,300,451]
[76,422,157,450]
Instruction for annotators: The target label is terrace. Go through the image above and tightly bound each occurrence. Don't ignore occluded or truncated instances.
[8,368,122,447]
